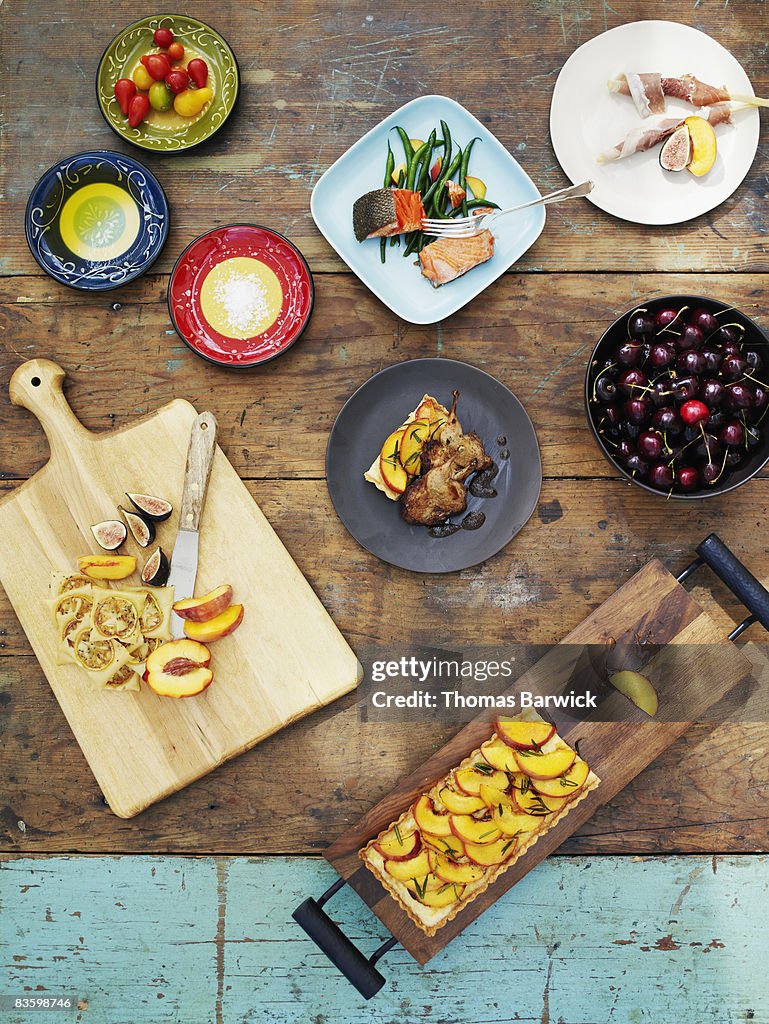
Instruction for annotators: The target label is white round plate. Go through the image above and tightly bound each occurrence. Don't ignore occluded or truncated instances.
[550,20,760,225]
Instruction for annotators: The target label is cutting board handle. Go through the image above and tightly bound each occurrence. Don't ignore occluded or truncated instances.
[9,359,88,458]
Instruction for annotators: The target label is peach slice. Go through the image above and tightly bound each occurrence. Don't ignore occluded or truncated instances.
[512,784,562,816]
[531,757,590,799]
[146,638,213,698]
[384,848,432,880]
[391,162,407,186]
[437,785,486,815]
[609,670,658,716]
[514,743,576,781]
[490,803,543,837]
[496,717,556,750]
[413,794,453,837]
[432,854,485,885]
[449,815,502,846]
[465,836,517,867]
[453,765,508,797]
[684,115,717,177]
[78,554,136,580]
[379,426,409,494]
[419,831,466,861]
[184,604,244,643]
[417,883,465,908]
[479,781,515,810]
[465,175,487,199]
[398,419,430,476]
[373,828,421,862]
[480,737,519,772]
[173,584,233,622]
[402,873,445,894]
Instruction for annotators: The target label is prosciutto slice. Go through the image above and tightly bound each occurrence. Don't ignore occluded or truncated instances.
[597,102,742,163]
[609,73,733,116]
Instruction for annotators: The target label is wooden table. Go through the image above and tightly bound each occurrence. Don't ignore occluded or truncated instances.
[1,2,768,1021]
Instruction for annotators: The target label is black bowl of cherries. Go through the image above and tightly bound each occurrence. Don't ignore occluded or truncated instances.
[585,296,769,498]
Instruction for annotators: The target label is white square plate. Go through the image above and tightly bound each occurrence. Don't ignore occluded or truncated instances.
[311,95,546,325]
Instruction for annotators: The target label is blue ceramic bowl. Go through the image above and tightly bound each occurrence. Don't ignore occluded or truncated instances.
[25,150,169,291]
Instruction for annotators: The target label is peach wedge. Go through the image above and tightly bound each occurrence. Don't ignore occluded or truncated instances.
[413,794,453,837]
[184,603,244,643]
[418,884,466,908]
[513,743,576,781]
[437,785,486,815]
[384,848,432,880]
[453,765,508,797]
[373,828,421,862]
[78,554,136,580]
[449,815,502,846]
[464,837,517,867]
[496,717,555,750]
[531,757,590,799]
[432,854,485,885]
[173,584,233,622]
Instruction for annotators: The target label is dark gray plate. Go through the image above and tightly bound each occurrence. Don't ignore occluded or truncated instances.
[326,358,542,573]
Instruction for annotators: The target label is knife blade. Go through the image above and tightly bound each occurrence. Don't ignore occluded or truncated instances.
[168,411,218,638]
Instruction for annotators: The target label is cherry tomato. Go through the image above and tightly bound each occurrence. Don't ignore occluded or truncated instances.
[149,80,174,111]
[128,93,150,128]
[141,52,171,81]
[167,41,184,62]
[132,64,153,91]
[187,58,208,88]
[165,68,189,94]
[153,27,174,48]
[114,78,136,116]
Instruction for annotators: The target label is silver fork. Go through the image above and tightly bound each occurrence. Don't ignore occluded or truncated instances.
[420,180,595,238]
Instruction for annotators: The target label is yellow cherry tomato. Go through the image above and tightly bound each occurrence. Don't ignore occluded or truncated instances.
[173,87,212,117]
[132,64,153,91]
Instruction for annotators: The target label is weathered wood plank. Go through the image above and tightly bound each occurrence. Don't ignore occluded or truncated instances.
[1,855,767,1023]
[2,273,769,481]
[1,2,768,276]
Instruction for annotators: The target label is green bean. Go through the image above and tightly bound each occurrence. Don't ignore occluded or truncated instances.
[383,142,395,188]
[459,137,479,216]
[449,198,500,216]
[395,126,414,163]
[380,237,387,263]
[417,130,437,195]
[403,230,423,257]
[406,136,432,191]
[425,151,462,218]
[439,119,452,171]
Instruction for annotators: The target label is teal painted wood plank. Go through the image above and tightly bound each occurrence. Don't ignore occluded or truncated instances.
[2,856,767,1024]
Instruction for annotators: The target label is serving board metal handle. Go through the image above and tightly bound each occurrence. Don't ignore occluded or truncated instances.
[293,879,396,999]
[695,533,769,635]
[9,359,89,461]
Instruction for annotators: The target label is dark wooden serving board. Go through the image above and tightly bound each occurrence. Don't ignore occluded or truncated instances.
[325,558,754,964]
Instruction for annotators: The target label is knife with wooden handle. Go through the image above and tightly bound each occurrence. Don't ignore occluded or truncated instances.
[168,412,218,638]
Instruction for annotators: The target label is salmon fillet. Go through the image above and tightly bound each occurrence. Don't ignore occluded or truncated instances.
[418,230,495,287]
[353,188,426,241]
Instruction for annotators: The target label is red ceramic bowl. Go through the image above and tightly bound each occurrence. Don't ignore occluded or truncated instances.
[167,224,314,368]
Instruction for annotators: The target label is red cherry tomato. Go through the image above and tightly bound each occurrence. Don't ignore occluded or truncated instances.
[154,27,174,48]
[114,78,136,116]
[141,52,171,81]
[167,41,184,62]
[128,93,151,128]
[165,68,189,94]
[187,58,208,88]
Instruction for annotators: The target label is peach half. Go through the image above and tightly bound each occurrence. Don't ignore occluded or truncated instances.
[146,638,213,698]
[184,603,244,643]
[173,584,233,622]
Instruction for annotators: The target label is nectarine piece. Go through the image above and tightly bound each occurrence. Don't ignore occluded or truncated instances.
[453,765,508,797]
[417,883,465,908]
[449,814,502,846]
[512,784,561,816]
[432,854,485,885]
[531,757,590,798]
[403,873,445,894]
[373,828,421,861]
[513,742,576,781]
[379,427,409,494]
[496,717,556,750]
[437,785,486,815]
[184,603,244,643]
[480,737,519,772]
[413,794,453,837]
[398,419,430,476]
[609,670,658,716]
[146,638,213,698]
[78,554,136,580]
[173,584,233,622]
[419,831,466,861]
[490,803,542,837]
[464,836,517,867]
[383,848,432,880]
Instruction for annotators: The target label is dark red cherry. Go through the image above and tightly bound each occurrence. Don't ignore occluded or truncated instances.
[625,453,649,479]
[649,463,674,489]
[716,324,743,346]
[701,347,722,373]
[752,384,768,413]
[680,399,710,425]
[624,398,651,425]
[629,312,655,340]
[601,404,621,427]
[617,438,633,459]
[652,407,682,433]
[725,449,744,468]
[721,354,747,381]
[693,434,722,463]
[637,430,663,459]
[676,465,700,491]
[707,409,726,432]
[745,350,763,371]
[677,324,705,351]
[650,380,674,406]
[702,462,722,485]
[616,342,644,367]
[596,377,618,402]
[746,424,762,448]
[618,369,649,395]
[720,421,745,447]
[725,382,754,410]
[673,376,700,401]
[702,379,725,407]
[677,351,706,375]
[649,342,676,368]
[654,306,683,331]
[688,307,717,335]
[720,340,742,357]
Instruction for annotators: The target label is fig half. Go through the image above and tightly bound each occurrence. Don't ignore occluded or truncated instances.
[91,520,128,550]
[141,547,170,587]
[659,125,691,172]
[119,506,155,547]
[126,492,173,522]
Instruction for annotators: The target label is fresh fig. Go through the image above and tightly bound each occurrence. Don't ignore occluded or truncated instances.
[659,125,691,172]
[91,520,128,550]
[119,506,155,547]
[141,547,170,586]
[125,492,173,522]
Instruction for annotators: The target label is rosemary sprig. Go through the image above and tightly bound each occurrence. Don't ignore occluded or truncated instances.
[473,761,494,775]
[394,822,402,845]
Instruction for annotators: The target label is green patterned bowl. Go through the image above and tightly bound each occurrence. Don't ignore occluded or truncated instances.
[96,14,239,153]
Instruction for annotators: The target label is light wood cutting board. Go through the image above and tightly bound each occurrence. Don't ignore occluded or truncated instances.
[0,359,362,818]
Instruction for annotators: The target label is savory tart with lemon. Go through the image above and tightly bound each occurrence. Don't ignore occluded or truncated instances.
[359,712,599,935]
